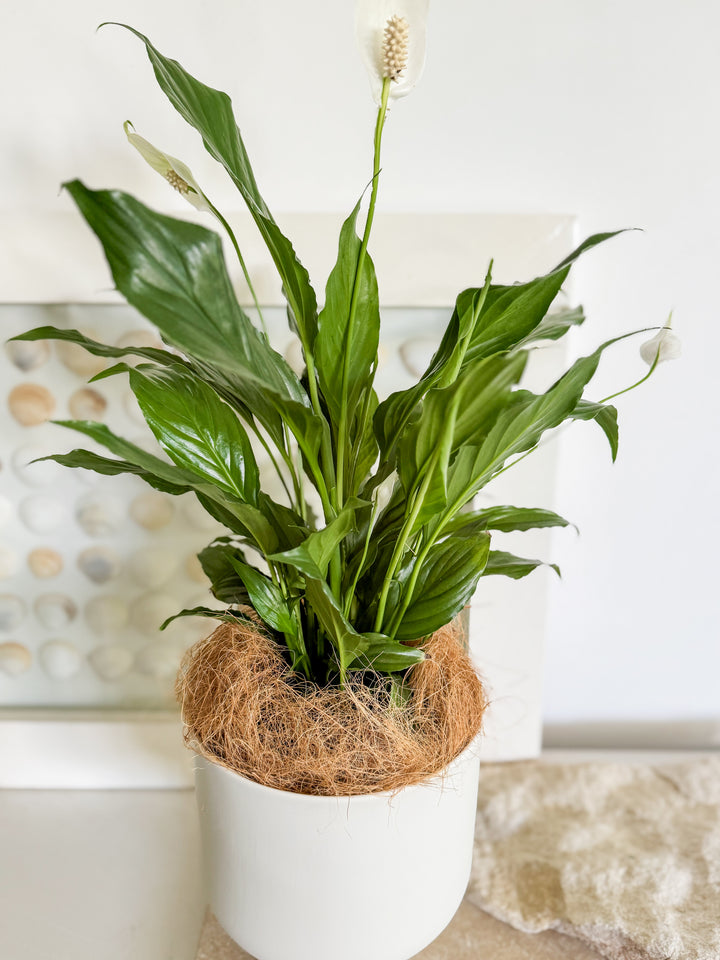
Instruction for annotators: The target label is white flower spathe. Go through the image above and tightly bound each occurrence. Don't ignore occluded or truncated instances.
[124,122,211,212]
[355,0,430,104]
[639,326,682,366]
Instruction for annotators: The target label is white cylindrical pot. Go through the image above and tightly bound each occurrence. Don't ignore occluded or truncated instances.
[195,743,481,960]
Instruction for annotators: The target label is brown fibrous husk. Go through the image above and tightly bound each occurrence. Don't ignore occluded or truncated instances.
[176,616,487,797]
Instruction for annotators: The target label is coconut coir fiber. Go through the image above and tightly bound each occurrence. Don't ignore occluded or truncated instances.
[176,618,486,796]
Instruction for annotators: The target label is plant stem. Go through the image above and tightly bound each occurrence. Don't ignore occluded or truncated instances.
[336,77,392,508]
[343,497,380,618]
[207,201,269,339]
[600,350,661,404]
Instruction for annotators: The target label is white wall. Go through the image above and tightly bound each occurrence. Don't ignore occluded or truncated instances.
[2,0,718,732]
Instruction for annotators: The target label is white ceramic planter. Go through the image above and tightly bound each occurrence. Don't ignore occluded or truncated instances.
[194,742,481,960]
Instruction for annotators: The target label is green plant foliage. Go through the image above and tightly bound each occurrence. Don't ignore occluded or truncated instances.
[10,25,661,687]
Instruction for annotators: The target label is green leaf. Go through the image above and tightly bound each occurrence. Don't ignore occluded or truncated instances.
[51,419,277,549]
[374,232,624,458]
[444,505,572,535]
[160,606,253,630]
[394,532,491,642]
[127,365,260,504]
[482,550,560,580]
[396,353,527,531]
[304,578,367,670]
[570,399,619,461]
[315,200,380,426]
[107,23,318,349]
[446,334,631,507]
[63,181,327,470]
[227,557,297,637]
[198,542,251,604]
[35,448,192,495]
[8,326,183,367]
[348,636,425,673]
[518,306,586,346]
[269,497,367,580]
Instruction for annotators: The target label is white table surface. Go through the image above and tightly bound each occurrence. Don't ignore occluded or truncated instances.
[1,750,713,960]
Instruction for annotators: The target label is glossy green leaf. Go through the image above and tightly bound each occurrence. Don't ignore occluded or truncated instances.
[482,550,560,580]
[34,448,192,496]
[570,399,619,461]
[446,335,630,507]
[127,365,260,504]
[444,505,572,535]
[63,181,327,470]
[348,636,425,673]
[8,326,182,367]
[303,578,367,670]
[315,200,380,426]
[393,532,491,642]
[107,23,318,349]
[374,232,623,457]
[518,306,585,346]
[51,419,277,549]
[269,497,367,579]
[160,606,253,630]
[227,557,297,638]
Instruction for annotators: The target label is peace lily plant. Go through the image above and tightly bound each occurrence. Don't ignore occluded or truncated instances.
[12,9,675,695]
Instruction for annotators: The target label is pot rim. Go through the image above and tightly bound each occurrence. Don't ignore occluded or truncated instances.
[192,736,481,805]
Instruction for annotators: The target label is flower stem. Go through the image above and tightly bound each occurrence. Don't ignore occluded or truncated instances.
[207,201,269,339]
[336,76,392,508]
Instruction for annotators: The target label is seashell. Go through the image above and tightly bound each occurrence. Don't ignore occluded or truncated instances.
[68,387,107,421]
[34,593,78,630]
[84,595,129,636]
[88,644,134,681]
[185,553,209,585]
[283,337,306,377]
[56,331,107,377]
[0,642,32,677]
[76,494,125,537]
[115,329,164,366]
[5,339,50,372]
[134,642,182,679]
[131,592,178,633]
[77,545,121,584]
[123,389,147,425]
[0,594,27,631]
[19,494,67,534]
[0,547,18,580]
[28,548,63,579]
[127,547,179,590]
[129,491,175,530]
[0,496,11,528]
[182,495,221,532]
[39,640,83,679]
[399,337,438,379]
[12,443,63,487]
[7,383,56,426]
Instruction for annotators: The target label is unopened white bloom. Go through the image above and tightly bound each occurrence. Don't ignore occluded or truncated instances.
[124,121,211,212]
[639,325,682,366]
[355,0,430,104]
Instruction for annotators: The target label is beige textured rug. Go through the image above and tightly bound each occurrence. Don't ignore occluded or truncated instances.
[194,758,719,960]
[469,757,720,960]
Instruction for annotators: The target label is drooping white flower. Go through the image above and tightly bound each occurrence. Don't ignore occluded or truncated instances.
[639,324,682,366]
[355,0,430,104]
[123,121,211,212]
